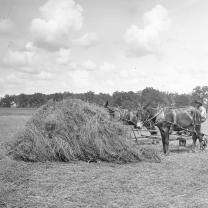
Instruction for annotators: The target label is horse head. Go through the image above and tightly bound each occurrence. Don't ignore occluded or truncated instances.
[136,105,147,129]
[136,104,158,129]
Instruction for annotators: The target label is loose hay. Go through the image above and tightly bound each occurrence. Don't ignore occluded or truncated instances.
[7,99,160,163]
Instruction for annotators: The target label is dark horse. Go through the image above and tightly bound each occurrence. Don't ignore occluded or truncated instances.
[104,101,138,128]
[137,105,204,154]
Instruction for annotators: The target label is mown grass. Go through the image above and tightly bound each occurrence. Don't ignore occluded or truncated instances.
[1,151,208,208]
[1,107,208,207]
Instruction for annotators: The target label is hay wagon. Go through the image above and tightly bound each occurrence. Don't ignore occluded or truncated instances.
[131,127,208,149]
[130,128,160,145]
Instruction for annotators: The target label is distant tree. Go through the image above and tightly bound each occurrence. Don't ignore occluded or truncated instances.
[192,86,208,104]
[52,93,64,102]
[3,86,207,109]
[0,95,14,107]
[28,93,47,107]
[112,91,125,107]
[120,99,136,110]
[62,91,73,99]
[122,91,141,110]
[15,94,29,107]
[174,94,191,107]
[95,93,112,106]
[141,87,170,107]
[83,91,95,103]
[111,91,140,110]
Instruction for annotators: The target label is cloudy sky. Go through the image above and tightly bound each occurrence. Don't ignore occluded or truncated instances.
[0,0,208,96]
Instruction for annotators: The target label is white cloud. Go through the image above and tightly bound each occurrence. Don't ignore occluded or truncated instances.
[64,61,118,93]
[124,5,170,57]
[25,42,36,51]
[30,0,83,50]
[70,70,90,90]
[2,42,49,74]
[119,69,135,78]
[0,19,14,34]
[100,62,116,72]
[2,41,80,78]
[82,60,96,71]
[37,71,53,80]
[0,71,55,96]
[56,48,71,65]
[3,49,34,67]
[89,62,117,90]
[4,74,22,84]
[68,62,78,70]
[75,33,98,47]
[0,73,26,95]
[18,67,40,74]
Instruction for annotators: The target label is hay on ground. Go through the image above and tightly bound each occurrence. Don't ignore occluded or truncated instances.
[7,99,160,163]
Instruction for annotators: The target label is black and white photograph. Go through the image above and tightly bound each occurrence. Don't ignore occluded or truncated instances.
[0,0,208,207]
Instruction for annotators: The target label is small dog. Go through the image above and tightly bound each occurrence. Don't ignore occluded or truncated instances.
[177,137,186,146]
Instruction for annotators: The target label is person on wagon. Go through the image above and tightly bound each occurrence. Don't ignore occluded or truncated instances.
[194,100,207,123]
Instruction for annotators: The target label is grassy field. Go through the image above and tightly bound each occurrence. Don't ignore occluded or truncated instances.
[0,108,35,143]
[1,108,208,207]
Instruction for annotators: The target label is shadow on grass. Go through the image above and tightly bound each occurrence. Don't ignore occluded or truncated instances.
[169,144,193,154]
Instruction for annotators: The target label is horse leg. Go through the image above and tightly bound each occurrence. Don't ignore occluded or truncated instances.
[159,128,165,153]
[192,132,197,152]
[199,134,203,150]
[192,125,202,151]
[161,133,166,154]
[160,127,170,155]
[198,130,204,151]
[164,130,170,155]
[196,125,203,150]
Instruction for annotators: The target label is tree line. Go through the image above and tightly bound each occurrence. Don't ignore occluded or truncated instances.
[0,86,208,109]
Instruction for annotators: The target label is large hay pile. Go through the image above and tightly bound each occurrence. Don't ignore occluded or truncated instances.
[7,99,160,163]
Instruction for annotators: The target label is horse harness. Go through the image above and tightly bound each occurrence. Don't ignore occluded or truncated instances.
[107,106,138,126]
[142,107,203,137]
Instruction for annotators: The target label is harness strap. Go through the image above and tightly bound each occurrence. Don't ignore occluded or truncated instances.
[144,108,164,126]
[115,108,138,126]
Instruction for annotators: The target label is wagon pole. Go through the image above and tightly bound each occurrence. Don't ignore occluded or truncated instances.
[133,128,195,138]
[133,129,159,133]
[134,126,208,137]
[165,120,208,136]
[170,133,191,137]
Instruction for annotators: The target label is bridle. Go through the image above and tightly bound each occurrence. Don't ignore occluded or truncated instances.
[138,106,163,128]
[109,106,139,127]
